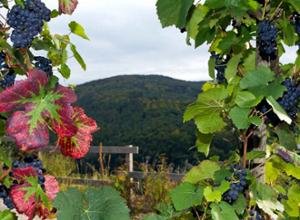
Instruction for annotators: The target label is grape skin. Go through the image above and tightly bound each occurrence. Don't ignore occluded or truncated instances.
[257,20,277,61]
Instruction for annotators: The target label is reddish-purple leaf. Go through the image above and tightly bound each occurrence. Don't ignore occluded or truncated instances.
[59,0,78,15]
[6,111,49,151]
[58,107,98,158]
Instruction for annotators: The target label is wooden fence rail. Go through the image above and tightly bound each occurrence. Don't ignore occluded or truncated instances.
[57,171,184,187]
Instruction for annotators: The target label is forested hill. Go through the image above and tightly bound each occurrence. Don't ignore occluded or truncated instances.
[75,75,205,166]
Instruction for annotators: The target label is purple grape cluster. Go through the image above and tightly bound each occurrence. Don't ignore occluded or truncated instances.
[257,20,277,61]
[7,0,51,48]
[211,53,229,84]
[0,184,14,209]
[277,79,300,119]
[33,56,53,76]
[223,164,248,203]
[0,52,15,89]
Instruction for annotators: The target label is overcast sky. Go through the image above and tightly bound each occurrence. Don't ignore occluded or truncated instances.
[43,0,297,85]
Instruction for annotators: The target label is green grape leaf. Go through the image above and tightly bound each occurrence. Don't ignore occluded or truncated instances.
[48,48,68,66]
[265,160,280,184]
[69,21,89,40]
[170,183,203,211]
[204,181,230,202]
[0,210,17,220]
[266,96,292,124]
[70,44,86,70]
[243,51,256,72]
[249,79,286,100]
[51,9,60,18]
[225,54,242,83]
[187,4,209,40]
[184,160,220,184]
[232,195,247,215]
[288,0,300,13]
[218,32,239,53]
[229,107,251,130]
[14,0,24,7]
[240,66,274,89]
[235,91,261,108]
[283,184,300,217]
[184,87,227,134]
[208,55,216,79]
[205,0,225,9]
[59,63,71,79]
[284,163,300,179]
[156,0,194,28]
[214,168,231,185]
[195,133,213,157]
[211,202,239,220]
[54,187,130,220]
[280,16,297,46]
[194,112,226,134]
[249,116,262,126]
[274,124,297,150]
[246,150,266,161]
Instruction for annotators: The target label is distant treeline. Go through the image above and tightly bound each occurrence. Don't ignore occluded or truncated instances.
[75,75,240,169]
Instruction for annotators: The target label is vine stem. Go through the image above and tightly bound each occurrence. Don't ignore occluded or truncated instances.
[242,130,254,168]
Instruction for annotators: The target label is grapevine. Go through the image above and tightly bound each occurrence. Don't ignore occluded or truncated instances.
[155,0,300,219]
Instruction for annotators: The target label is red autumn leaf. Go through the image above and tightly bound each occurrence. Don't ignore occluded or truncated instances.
[10,184,36,220]
[58,0,78,15]
[0,69,48,112]
[6,111,49,151]
[12,167,37,181]
[0,69,79,151]
[51,104,77,137]
[44,175,59,201]
[58,107,98,158]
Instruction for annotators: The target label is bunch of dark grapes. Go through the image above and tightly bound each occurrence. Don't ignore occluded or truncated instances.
[249,208,263,220]
[257,20,277,61]
[7,0,51,48]
[211,52,229,84]
[277,79,300,119]
[12,155,46,187]
[223,164,248,203]
[0,184,14,209]
[33,56,53,76]
[0,52,16,89]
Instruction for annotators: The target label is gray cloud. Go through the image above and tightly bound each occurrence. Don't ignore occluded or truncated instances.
[43,0,210,85]
[42,0,297,85]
